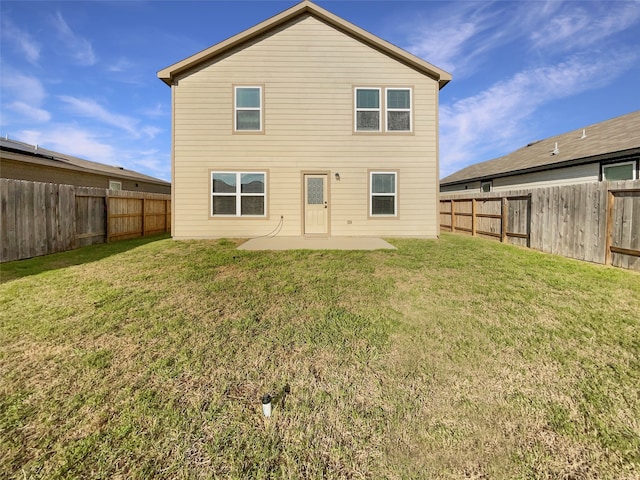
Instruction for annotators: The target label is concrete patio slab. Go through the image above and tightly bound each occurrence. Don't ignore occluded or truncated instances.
[238,236,396,251]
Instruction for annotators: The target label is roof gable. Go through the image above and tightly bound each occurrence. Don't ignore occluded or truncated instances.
[441,110,640,185]
[157,0,451,88]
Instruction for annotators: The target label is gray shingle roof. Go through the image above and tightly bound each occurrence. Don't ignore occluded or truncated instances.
[0,138,170,186]
[440,110,640,185]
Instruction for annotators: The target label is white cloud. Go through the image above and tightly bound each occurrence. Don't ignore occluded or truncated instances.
[404,1,640,79]
[1,18,41,65]
[6,102,51,123]
[0,70,50,124]
[141,103,168,118]
[106,57,134,73]
[17,126,117,164]
[1,71,47,104]
[405,3,502,76]
[140,126,163,139]
[51,11,96,66]
[15,126,171,181]
[530,2,640,51]
[439,51,638,177]
[129,151,171,180]
[105,57,146,85]
[58,95,139,136]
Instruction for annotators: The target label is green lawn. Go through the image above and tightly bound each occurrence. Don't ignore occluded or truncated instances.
[1,233,639,479]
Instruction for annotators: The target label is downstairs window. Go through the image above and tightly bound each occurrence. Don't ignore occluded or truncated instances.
[370,171,397,216]
[211,171,266,217]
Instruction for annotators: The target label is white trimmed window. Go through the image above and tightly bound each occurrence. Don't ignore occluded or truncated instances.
[370,172,397,216]
[386,88,412,132]
[109,180,122,191]
[481,181,492,193]
[602,161,637,181]
[355,88,381,132]
[234,86,262,131]
[211,172,266,217]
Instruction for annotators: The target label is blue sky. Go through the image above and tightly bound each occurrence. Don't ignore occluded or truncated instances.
[1,0,639,182]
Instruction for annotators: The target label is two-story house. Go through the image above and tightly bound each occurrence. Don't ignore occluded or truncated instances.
[158,0,451,239]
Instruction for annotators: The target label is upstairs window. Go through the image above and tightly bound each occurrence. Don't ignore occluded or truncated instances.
[602,161,637,181]
[211,171,266,217]
[370,172,397,216]
[235,86,262,132]
[355,88,381,132]
[386,88,412,132]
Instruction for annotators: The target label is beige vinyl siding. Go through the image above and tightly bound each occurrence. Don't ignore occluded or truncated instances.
[172,15,439,238]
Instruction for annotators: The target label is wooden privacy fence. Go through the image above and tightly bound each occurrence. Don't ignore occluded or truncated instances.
[440,195,531,246]
[1,179,171,263]
[441,180,640,271]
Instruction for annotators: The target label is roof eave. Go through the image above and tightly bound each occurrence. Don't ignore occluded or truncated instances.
[440,147,640,186]
[1,147,171,186]
[157,0,451,88]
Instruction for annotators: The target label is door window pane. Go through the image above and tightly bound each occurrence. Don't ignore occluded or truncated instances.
[307,178,324,204]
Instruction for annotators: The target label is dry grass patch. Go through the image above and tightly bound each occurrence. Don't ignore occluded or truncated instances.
[1,234,639,479]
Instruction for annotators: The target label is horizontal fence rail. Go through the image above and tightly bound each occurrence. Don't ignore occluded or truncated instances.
[440,195,531,246]
[441,180,640,271]
[1,179,171,263]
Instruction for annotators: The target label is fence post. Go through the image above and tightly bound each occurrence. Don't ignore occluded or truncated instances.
[471,199,477,236]
[165,199,169,233]
[501,197,508,243]
[104,193,111,243]
[605,190,614,266]
[141,197,146,237]
[451,199,456,233]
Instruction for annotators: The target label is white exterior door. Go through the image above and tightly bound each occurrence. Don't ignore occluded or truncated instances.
[304,174,328,235]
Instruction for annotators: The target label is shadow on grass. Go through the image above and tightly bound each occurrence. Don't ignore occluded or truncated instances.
[0,234,170,283]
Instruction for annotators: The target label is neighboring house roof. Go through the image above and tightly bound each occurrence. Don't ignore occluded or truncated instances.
[441,110,640,186]
[157,0,451,89]
[0,138,170,187]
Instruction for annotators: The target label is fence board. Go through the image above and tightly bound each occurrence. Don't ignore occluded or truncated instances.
[0,179,14,261]
[441,180,640,271]
[33,182,46,257]
[1,179,170,262]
